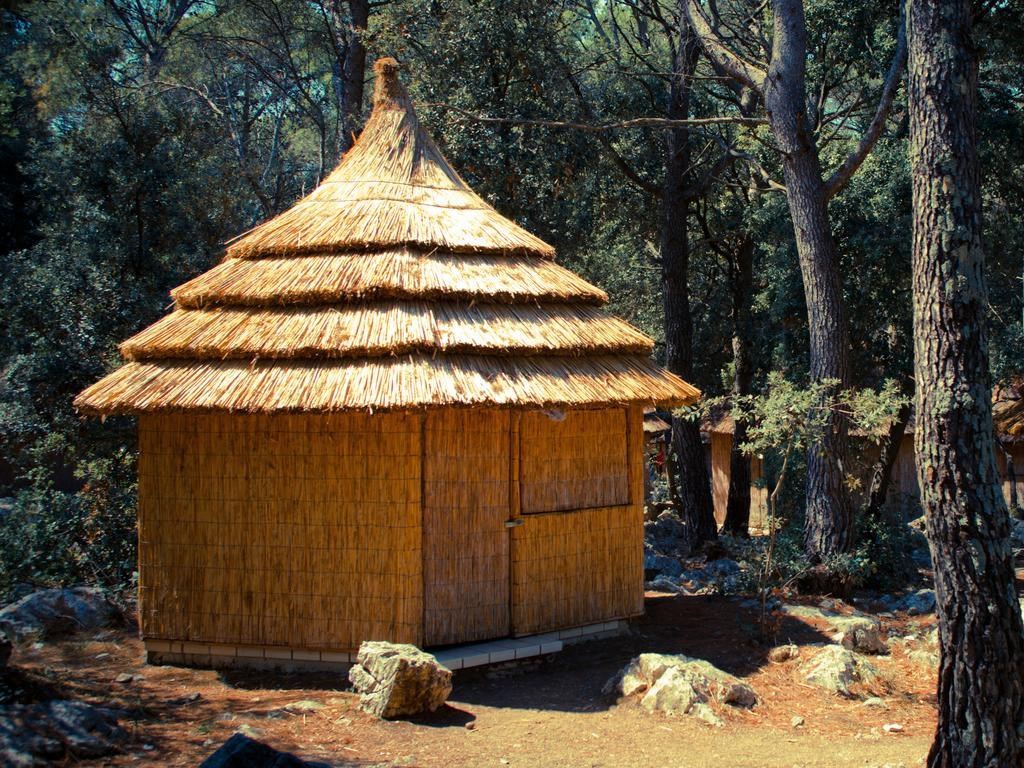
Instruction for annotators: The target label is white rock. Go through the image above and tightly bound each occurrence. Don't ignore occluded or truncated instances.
[348,641,452,719]
[801,645,877,697]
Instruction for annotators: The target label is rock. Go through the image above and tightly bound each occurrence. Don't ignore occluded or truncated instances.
[643,546,683,580]
[644,575,682,593]
[348,641,452,719]
[863,696,886,708]
[791,715,805,728]
[883,723,904,734]
[781,604,834,622]
[0,587,120,642]
[114,673,134,684]
[801,645,877,697]
[608,652,756,721]
[0,630,10,668]
[644,511,688,555]
[908,648,939,670]
[677,558,743,594]
[893,589,936,616]
[830,615,888,655]
[768,644,800,663]
[640,667,702,715]
[199,733,330,767]
[0,699,127,766]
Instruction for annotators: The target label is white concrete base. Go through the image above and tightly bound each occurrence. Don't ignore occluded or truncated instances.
[144,619,630,673]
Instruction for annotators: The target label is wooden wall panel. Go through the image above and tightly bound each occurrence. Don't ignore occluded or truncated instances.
[422,409,511,645]
[520,408,629,513]
[710,433,731,525]
[511,503,643,635]
[138,412,422,652]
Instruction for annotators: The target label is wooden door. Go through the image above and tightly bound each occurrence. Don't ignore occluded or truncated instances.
[422,410,511,646]
[510,408,645,635]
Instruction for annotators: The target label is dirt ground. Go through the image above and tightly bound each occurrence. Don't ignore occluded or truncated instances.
[7,593,937,767]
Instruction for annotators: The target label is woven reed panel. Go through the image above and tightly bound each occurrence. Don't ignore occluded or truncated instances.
[511,503,643,635]
[422,409,511,645]
[519,408,629,513]
[511,407,643,635]
[137,412,422,651]
[710,432,731,525]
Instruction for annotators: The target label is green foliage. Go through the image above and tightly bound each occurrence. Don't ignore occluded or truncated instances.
[0,0,1020,598]
[0,448,137,599]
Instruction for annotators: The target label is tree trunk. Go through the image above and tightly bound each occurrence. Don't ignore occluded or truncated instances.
[862,401,911,523]
[329,0,369,155]
[907,2,1024,764]
[723,235,755,536]
[764,0,853,561]
[662,24,716,549]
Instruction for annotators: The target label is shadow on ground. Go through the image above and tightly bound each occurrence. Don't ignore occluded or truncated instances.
[449,593,831,714]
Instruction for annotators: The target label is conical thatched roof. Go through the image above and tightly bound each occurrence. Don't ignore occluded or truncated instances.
[75,58,699,415]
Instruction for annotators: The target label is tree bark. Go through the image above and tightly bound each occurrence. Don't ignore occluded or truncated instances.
[907,2,1024,764]
[763,0,853,561]
[723,235,755,536]
[328,0,369,155]
[662,23,716,549]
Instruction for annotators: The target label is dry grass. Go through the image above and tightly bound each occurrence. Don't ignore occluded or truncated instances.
[172,249,609,308]
[76,354,698,414]
[121,302,652,360]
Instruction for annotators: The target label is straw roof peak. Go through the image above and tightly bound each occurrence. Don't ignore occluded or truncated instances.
[371,57,410,112]
[225,55,556,260]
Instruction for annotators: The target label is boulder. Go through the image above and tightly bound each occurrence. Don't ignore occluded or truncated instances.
[200,733,331,767]
[801,645,877,697]
[644,575,683,593]
[644,511,688,556]
[0,699,126,766]
[677,558,743,594]
[643,545,683,580]
[768,644,800,663]
[0,588,120,642]
[830,615,888,655]
[891,589,936,616]
[348,642,452,719]
[607,652,756,724]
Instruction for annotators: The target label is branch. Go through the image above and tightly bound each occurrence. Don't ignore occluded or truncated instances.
[425,102,765,131]
[683,0,766,91]
[822,7,907,200]
[560,61,663,197]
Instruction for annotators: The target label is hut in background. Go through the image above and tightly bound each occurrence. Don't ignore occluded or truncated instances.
[700,413,767,530]
[704,387,1024,523]
[75,58,699,667]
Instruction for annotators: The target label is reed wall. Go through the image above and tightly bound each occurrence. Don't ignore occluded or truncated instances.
[423,409,511,645]
[137,412,423,651]
[519,409,630,513]
[511,407,644,635]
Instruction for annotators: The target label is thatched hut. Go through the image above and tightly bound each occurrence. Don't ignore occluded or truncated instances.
[75,58,699,667]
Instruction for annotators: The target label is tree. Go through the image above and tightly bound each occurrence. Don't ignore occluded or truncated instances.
[684,0,907,562]
[907,0,1024,764]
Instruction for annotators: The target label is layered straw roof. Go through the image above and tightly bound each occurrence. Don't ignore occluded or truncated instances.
[75,58,698,415]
